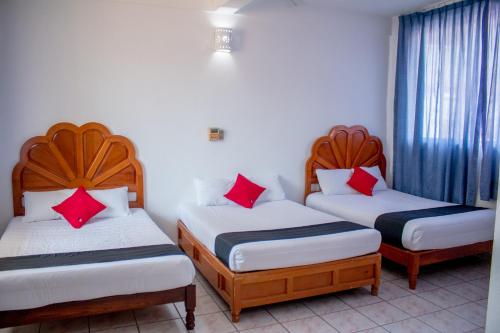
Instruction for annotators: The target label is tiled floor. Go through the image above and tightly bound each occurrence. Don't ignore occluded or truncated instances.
[1,254,490,333]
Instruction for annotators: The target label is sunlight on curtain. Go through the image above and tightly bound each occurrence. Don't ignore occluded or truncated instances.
[394,0,499,205]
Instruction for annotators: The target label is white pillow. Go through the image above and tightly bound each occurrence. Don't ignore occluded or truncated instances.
[360,166,388,191]
[253,175,286,203]
[23,189,73,222]
[194,178,233,206]
[193,175,287,206]
[316,169,357,195]
[88,187,130,218]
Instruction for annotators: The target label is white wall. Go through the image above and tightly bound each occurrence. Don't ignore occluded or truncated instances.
[0,0,391,238]
[0,1,10,229]
[486,184,500,332]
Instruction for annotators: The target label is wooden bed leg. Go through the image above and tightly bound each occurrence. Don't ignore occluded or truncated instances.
[231,280,242,322]
[407,255,420,290]
[231,310,240,323]
[185,284,196,330]
[371,254,381,296]
[408,273,418,290]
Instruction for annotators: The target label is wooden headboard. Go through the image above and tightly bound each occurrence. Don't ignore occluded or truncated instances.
[12,122,144,216]
[304,125,386,200]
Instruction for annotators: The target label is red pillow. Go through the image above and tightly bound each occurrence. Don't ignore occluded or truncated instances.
[52,187,106,228]
[224,174,266,208]
[347,167,378,196]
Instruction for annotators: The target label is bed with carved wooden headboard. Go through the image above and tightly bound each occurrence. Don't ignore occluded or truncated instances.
[12,122,143,216]
[304,125,493,290]
[0,122,196,330]
[304,125,386,200]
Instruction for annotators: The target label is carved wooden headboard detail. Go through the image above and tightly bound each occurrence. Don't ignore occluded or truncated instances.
[304,125,386,200]
[12,122,144,216]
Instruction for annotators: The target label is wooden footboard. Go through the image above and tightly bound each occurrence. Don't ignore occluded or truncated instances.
[177,220,381,322]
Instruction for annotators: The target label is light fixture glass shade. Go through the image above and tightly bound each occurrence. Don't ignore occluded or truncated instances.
[214,28,232,52]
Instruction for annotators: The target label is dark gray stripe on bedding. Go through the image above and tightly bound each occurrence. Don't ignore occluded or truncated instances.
[374,205,487,248]
[214,221,369,268]
[0,244,185,271]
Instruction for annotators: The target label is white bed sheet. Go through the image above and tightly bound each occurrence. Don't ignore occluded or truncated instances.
[0,209,195,311]
[178,200,381,272]
[306,190,495,251]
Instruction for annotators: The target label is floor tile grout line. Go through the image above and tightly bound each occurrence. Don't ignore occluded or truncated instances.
[415,308,481,332]
[315,313,341,332]
[381,316,437,332]
[447,301,486,328]
[173,297,184,324]
[388,290,454,319]
[301,295,355,317]
[207,292,224,312]
[355,303,413,327]
[384,293,447,318]
[228,312,239,332]
[370,325,389,333]
[344,306,379,328]
[234,322,286,333]
[278,321,291,333]
[263,307,291,333]
[475,299,489,308]
[132,309,140,333]
[443,283,489,302]
[415,288,471,310]
[424,279,466,290]
[367,299,416,319]
[201,291,240,332]
[411,316,442,332]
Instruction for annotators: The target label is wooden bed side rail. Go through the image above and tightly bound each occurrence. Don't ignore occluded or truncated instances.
[380,241,493,289]
[177,220,381,322]
[0,286,196,329]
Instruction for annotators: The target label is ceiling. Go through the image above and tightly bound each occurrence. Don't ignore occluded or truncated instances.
[111,0,443,16]
[304,0,443,16]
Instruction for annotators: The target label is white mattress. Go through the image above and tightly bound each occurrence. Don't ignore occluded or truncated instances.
[0,209,195,311]
[306,190,495,251]
[178,200,381,272]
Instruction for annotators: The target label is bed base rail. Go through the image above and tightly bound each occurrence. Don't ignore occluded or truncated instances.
[380,241,493,289]
[0,285,196,330]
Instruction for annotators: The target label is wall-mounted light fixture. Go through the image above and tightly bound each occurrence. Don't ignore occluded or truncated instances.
[214,28,232,53]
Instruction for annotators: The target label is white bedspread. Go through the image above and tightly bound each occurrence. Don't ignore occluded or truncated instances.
[306,190,495,251]
[0,209,195,311]
[178,200,381,272]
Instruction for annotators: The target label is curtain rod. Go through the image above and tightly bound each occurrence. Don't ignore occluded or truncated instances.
[401,0,462,16]
[422,0,462,11]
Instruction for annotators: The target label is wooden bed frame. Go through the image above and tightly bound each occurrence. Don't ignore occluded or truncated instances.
[304,125,493,289]
[0,122,196,329]
[178,221,381,322]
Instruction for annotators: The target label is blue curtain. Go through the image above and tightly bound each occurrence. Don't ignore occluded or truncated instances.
[394,0,500,205]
